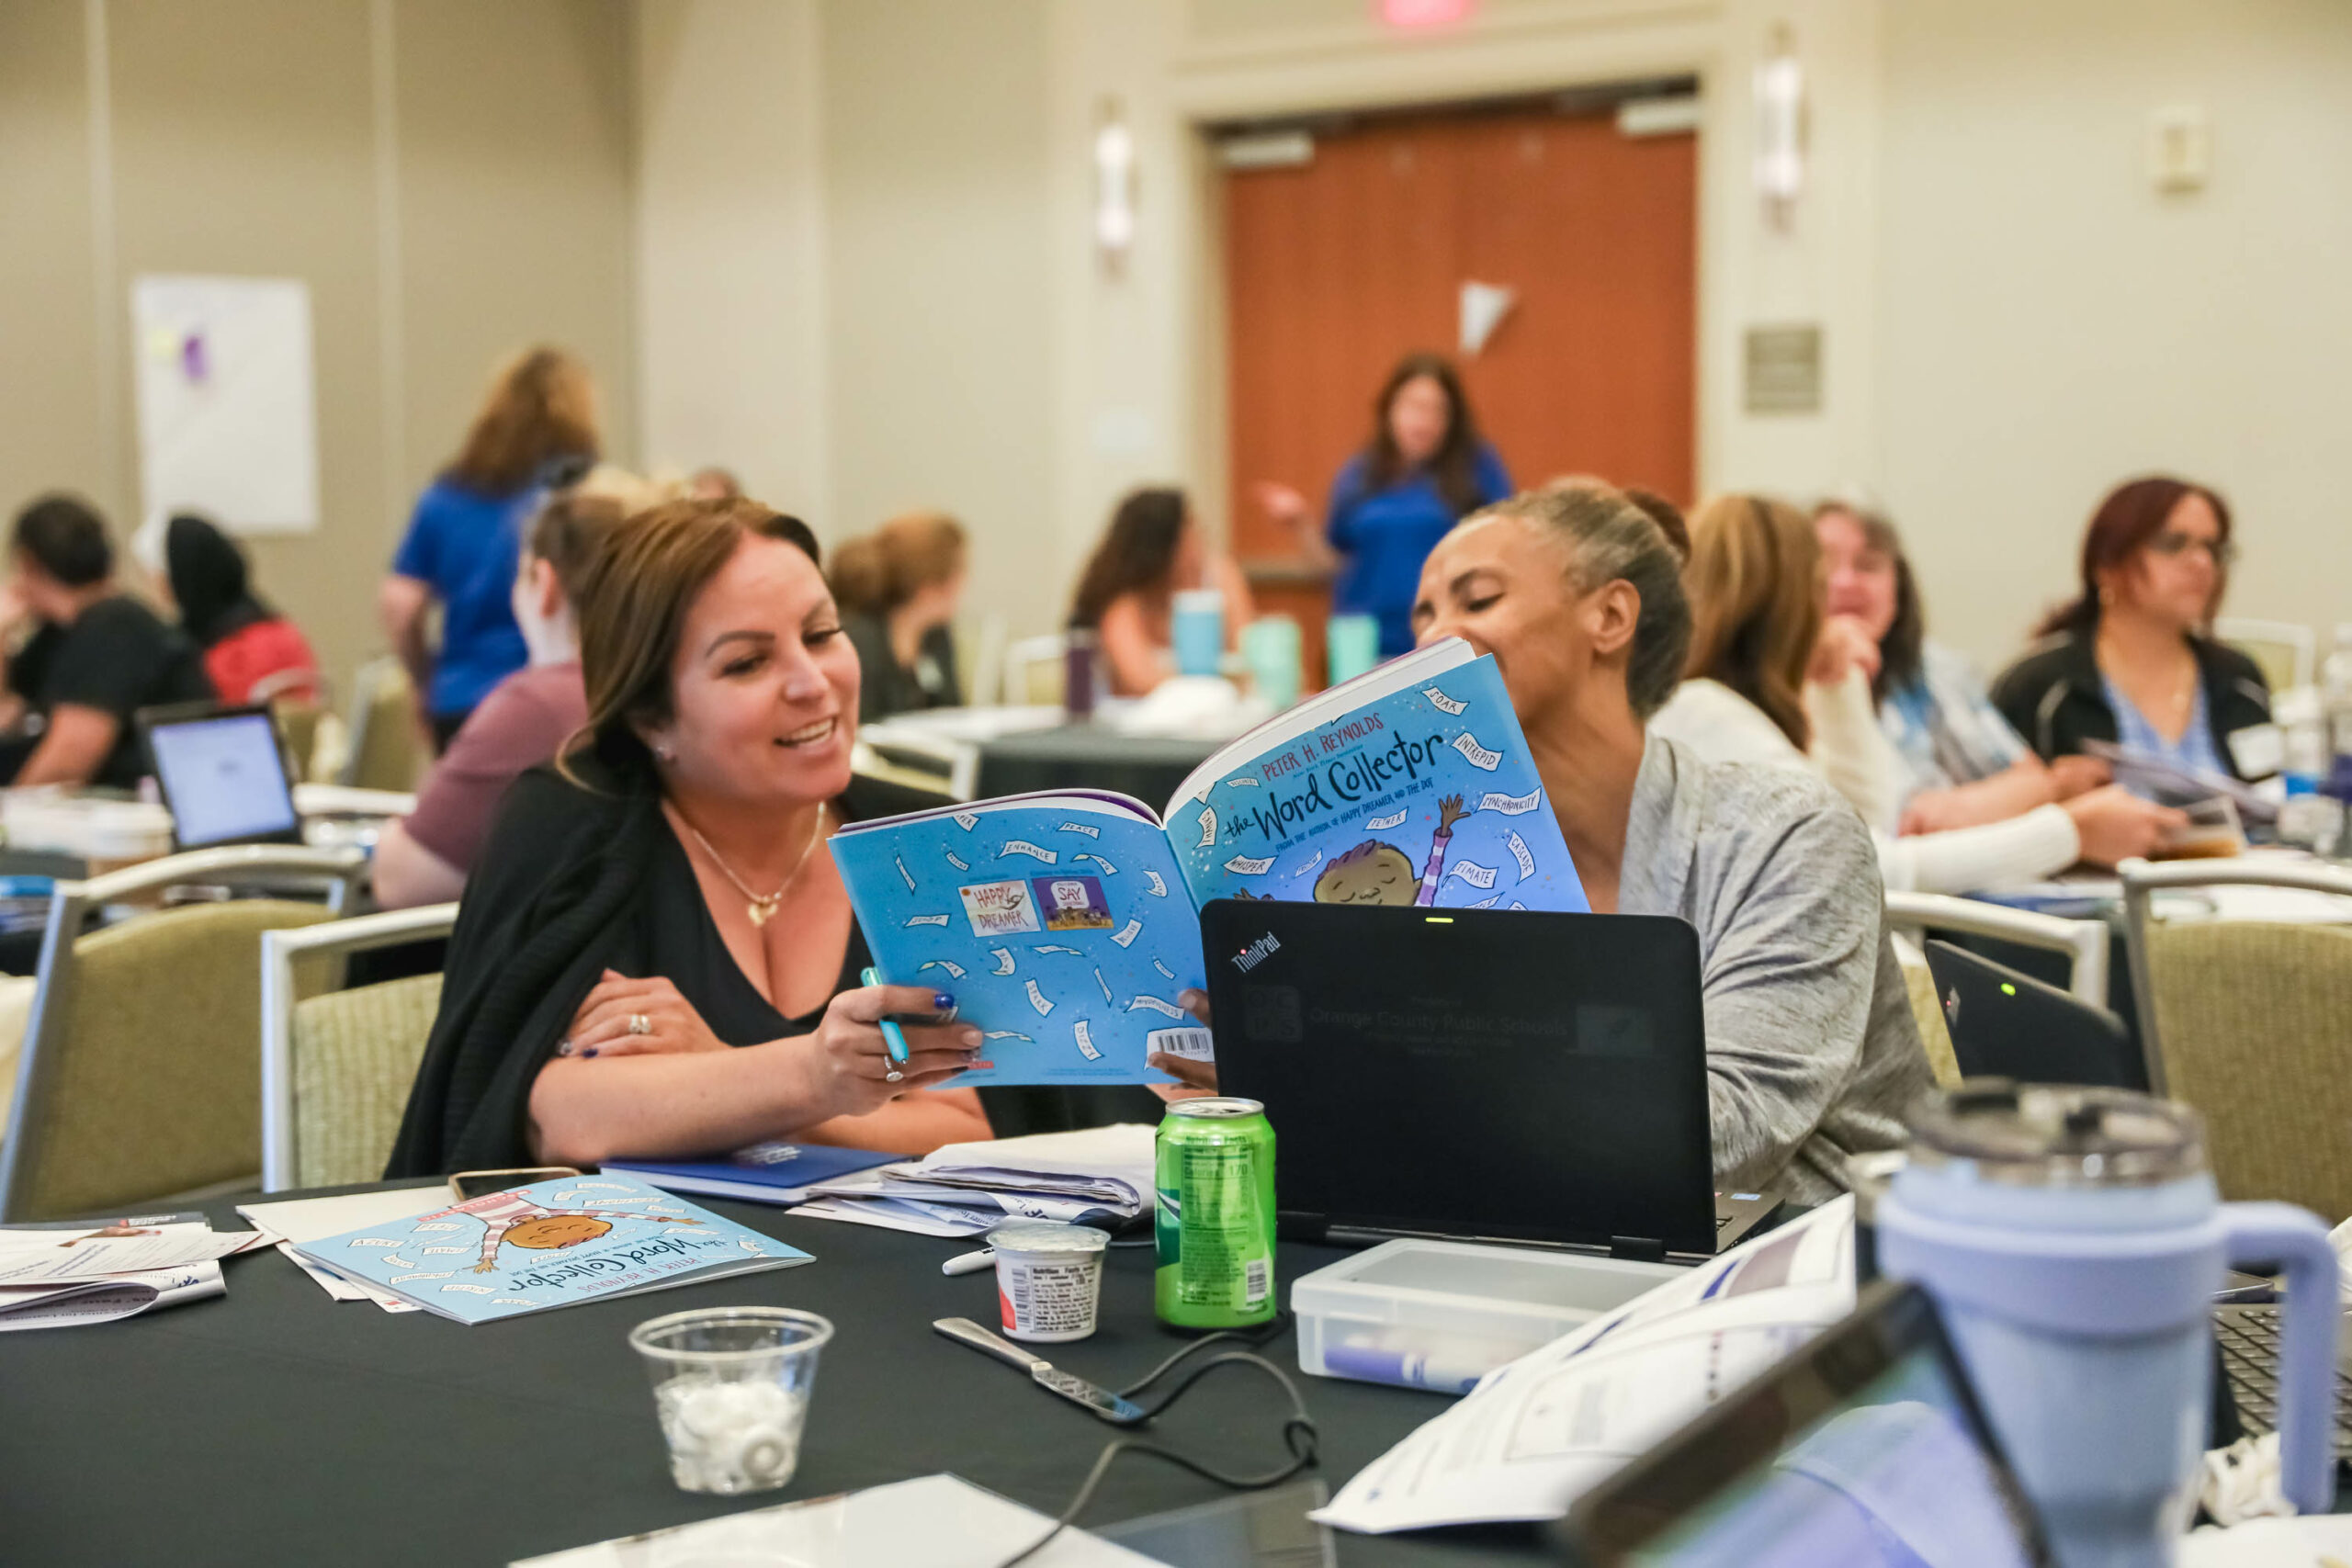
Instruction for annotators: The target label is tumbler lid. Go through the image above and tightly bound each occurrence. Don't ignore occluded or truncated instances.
[1904,1079,2205,1187]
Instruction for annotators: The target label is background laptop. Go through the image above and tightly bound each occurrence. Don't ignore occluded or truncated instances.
[1923,941,2145,1091]
[137,703,304,851]
[1199,900,1770,1263]
[1553,1280,2054,1567]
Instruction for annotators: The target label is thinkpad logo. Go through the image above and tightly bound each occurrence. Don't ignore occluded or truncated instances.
[1231,932,1281,973]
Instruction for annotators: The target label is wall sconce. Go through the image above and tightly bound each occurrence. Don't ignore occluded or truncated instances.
[1093,99,1136,277]
[1753,23,1805,231]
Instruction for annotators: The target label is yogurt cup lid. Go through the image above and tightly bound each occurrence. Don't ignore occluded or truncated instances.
[987,1222,1110,1256]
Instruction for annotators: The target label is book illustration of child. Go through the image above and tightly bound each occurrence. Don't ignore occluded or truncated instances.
[1312,795,1469,908]
[414,1190,706,1273]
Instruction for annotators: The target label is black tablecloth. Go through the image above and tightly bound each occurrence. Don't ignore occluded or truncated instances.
[975,727,1221,812]
[0,1187,1545,1567]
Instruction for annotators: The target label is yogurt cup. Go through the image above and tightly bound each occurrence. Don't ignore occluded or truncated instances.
[988,1222,1110,1343]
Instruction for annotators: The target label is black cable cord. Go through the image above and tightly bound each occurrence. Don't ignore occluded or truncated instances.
[993,1328,1320,1568]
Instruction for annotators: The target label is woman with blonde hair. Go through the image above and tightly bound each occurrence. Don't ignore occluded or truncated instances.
[380,346,600,749]
[831,511,967,724]
[388,495,991,1175]
[1653,494,2183,891]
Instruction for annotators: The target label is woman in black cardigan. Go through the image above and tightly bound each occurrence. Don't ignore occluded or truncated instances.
[387,498,990,1178]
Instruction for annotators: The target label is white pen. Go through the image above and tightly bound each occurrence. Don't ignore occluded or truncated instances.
[942,1248,995,1277]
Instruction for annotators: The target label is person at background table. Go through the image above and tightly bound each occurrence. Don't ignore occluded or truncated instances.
[160,513,320,707]
[832,511,967,724]
[1154,482,1928,1202]
[1992,476,2273,784]
[380,346,599,751]
[0,494,213,789]
[1255,353,1511,660]
[386,496,991,1177]
[1650,494,2181,891]
[373,471,652,908]
[1068,487,1254,697]
[1815,501,2108,834]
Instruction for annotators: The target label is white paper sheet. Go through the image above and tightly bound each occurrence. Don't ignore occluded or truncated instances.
[0,1228,262,1286]
[1315,1198,1857,1535]
[512,1473,1153,1567]
[0,1262,223,1331]
[239,1183,449,1311]
[131,274,320,536]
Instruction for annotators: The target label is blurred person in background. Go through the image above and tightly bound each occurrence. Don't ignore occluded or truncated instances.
[1815,501,2101,834]
[831,511,967,725]
[1069,487,1254,696]
[1993,477,2272,783]
[373,472,649,909]
[0,494,213,788]
[1654,494,2181,892]
[1255,353,1510,659]
[162,513,319,706]
[381,346,599,750]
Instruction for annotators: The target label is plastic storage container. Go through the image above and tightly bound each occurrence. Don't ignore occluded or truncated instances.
[1291,1237,1686,1393]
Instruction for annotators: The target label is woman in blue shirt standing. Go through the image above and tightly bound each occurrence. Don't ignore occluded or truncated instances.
[379,347,601,749]
[1257,353,1510,660]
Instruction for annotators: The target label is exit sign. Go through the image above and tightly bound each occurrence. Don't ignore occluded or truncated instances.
[1382,0,1474,28]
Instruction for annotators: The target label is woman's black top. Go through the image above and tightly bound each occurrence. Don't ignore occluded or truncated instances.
[842,613,961,725]
[385,749,880,1177]
[1989,628,2274,779]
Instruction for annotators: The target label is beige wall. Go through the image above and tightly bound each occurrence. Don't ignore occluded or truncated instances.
[1878,0,2352,668]
[0,0,636,705]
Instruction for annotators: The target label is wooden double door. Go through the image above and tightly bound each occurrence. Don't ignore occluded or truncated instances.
[1223,96,1697,684]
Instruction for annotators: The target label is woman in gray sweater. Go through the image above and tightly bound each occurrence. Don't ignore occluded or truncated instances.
[1155,481,1930,1203]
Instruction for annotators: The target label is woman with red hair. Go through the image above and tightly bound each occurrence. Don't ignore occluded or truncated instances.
[1992,477,2273,782]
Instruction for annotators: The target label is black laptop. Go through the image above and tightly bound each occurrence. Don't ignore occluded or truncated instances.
[1199,899,1773,1263]
[1922,941,2145,1091]
[136,702,305,851]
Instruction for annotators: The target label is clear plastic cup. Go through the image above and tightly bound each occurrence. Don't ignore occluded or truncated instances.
[628,1306,833,1495]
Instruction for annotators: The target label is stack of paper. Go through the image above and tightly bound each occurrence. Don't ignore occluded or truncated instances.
[0,1212,264,1331]
[238,1182,455,1313]
[792,1124,1157,1238]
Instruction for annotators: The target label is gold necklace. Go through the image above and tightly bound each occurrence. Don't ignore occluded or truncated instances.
[684,804,830,928]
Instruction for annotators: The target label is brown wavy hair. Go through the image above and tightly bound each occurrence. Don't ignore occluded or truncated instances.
[831,511,967,616]
[562,497,820,783]
[1069,488,1188,631]
[443,347,600,495]
[1683,494,1821,750]
[1361,354,1488,517]
[2034,475,2233,638]
[1814,502,1922,705]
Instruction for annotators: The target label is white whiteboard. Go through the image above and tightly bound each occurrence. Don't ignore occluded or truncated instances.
[131,274,321,536]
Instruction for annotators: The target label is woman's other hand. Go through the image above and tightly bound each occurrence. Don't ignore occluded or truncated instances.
[1806,615,1883,688]
[560,970,729,1058]
[1146,987,1221,1102]
[1251,481,1312,532]
[2049,754,2113,800]
[805,984,984,1118]
[2064,785,2188,867]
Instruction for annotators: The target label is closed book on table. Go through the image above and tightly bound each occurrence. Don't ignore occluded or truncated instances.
[603,1143,900,1205]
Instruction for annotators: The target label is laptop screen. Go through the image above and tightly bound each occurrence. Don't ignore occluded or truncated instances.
[145,710,300,848]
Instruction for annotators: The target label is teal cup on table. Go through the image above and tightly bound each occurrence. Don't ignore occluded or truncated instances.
[1326,614,1380,685]
[1241,615,1303,709]
[1170,590,1226,678]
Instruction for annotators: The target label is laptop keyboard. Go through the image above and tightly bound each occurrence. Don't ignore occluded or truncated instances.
[2213,1307,2352,1460]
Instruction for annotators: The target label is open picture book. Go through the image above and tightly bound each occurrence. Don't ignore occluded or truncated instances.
[829,638,1585,1088]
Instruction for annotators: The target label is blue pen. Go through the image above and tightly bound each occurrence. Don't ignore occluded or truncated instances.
[861,966,911,1064]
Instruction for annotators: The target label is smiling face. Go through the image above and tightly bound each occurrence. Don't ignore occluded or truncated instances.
[502,1214,612,1252]
[1816,508,1899,644]
[1412,513,1637,735]
[2108,491,2225,632]
[1387,375,1453,468]
[638,536,860,809]
[1314,841,1417,905]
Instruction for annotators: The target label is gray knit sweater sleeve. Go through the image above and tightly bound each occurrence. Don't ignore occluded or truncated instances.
[1622,735,1931,1202]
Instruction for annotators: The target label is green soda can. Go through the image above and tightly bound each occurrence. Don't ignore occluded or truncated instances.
[1154,1097,1277,1329]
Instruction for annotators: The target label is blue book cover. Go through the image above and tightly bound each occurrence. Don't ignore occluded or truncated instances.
[605,1143,900,1205]
[1162,641,1588,913]
[831,640,1584,1089]
[293,1176,810,1325]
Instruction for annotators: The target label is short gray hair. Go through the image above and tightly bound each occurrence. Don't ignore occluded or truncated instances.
[1466,482,1693,719]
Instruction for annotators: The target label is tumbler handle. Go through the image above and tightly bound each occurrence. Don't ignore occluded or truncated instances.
[2220,1201,2340,1516]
